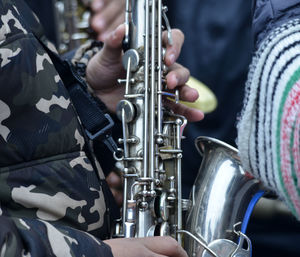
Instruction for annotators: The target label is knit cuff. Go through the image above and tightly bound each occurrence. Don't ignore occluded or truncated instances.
[71,40,103,78]
[237,18,300,219]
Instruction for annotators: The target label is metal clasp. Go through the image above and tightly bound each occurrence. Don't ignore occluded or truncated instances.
[85,113,114,140]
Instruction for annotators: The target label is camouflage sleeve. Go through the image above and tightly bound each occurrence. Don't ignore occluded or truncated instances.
[0,215,114,257]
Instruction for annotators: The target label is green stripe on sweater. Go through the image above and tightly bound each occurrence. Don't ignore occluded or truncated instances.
[290,118,299,195]
[277,66,300,217]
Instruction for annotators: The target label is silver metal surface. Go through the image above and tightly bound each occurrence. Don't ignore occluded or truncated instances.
[160,222,170,236]
[114,0,185,242]
[202,234,251,257]
[114,1,260,255]
[124,0,131,46]
[177,230,218,257]
[230,232,251,257]
[143,0,150,181]
[159,192,169,221]
[202,239,236,257]
[122,49,140,72]
[116,100,136,123]
[185,137,260,257]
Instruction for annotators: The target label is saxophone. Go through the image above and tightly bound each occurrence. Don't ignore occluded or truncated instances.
[114,1,265,256]
[55,0,90,52]
[114,0,186,241]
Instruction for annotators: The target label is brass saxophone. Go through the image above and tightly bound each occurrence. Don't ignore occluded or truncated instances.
[113,1,265,257]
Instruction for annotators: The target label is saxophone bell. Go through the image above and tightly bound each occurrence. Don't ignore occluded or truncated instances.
[183,136,264,257]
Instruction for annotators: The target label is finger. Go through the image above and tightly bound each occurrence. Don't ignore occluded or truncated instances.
[99,15,125,41]
[164,100,204,122]
[90,13,105,34]
[142,249,168,257]
[165,63,190,89]
[93,1,125,40]
[101,0,125,28]
[163,29,184,66]
[104,23,125,48]
[90,0,109,32]
[100,23,125,62]
[91,0,107,12]
[105,238,171,257]
[178,84,199,103]
[110,188,123,207]
[140,236,188,257]
[106,171,122,188]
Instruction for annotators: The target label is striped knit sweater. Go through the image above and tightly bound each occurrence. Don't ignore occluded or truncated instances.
[237,19,300,220]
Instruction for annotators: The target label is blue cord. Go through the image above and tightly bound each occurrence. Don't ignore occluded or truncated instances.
[162,92,175,97]
[236,190,264,257]
[241,190,265,234]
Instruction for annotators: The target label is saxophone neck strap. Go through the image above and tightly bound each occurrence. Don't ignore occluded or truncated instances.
[35,35,118,153]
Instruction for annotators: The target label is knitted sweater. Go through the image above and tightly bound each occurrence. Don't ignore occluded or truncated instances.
[237,19,300,219]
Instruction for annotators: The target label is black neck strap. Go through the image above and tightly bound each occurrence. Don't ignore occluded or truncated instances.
[35,36,118,153]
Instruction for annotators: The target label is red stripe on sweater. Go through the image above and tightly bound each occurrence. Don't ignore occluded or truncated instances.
[281,81,300,215]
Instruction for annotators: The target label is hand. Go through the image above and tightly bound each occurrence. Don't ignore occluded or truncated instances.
[90,0,125,41]
[86,24,204,122]
[104,236,188,257]
[106,171,123,207]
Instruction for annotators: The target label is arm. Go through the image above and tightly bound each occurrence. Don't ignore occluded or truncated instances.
[251,0,300,47]
[0,216,113,257]
[237,0,300,219]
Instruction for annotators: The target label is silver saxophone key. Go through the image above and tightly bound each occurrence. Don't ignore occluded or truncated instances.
[202,232,251,257]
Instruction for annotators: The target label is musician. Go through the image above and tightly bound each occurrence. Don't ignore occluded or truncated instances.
[0,0,203,256]
[237,0,300,220]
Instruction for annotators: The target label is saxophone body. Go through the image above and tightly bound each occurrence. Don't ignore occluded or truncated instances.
[184,137,264,257]
[115,1,265,256]
[115,0,186,241]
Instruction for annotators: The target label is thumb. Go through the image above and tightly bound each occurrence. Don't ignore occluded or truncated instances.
[101,23,125,63]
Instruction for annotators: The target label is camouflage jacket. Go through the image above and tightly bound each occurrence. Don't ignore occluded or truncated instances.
[0,0,115,256]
